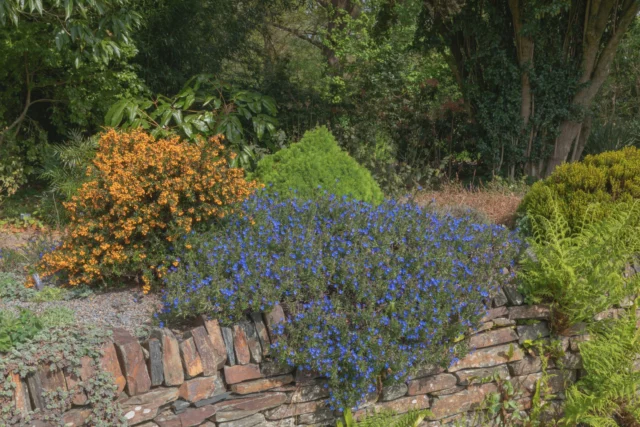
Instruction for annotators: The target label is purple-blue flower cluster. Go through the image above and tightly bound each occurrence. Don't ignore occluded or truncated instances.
[160,191,521,409]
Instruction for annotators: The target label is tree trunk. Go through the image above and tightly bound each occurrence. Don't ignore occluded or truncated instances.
[547,120,583,173]
[573,115,592,161]
[545,0,640,176]
[508,0,534,125]
[509,0,539,176]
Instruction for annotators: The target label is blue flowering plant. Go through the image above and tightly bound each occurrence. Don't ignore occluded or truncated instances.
[159,191,521,409]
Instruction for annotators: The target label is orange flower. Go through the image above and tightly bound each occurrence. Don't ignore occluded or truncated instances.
[39,129,258,291]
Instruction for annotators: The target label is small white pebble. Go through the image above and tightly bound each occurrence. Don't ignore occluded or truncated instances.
[125,411,136,420]
[135,406,142,411]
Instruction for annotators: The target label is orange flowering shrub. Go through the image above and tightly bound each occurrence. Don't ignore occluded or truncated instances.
[39,129,258,292]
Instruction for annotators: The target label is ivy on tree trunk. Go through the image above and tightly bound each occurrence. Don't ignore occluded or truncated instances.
[420,0,640,177]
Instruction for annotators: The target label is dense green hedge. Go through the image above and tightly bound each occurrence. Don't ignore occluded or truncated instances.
[252,127,384,204]
[519,147,640,233]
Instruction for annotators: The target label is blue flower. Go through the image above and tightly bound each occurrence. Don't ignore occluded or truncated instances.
[159,190,522,409]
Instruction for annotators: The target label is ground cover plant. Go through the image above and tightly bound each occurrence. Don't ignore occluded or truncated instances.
[38,129,258,292]
[0,324,124,426]
[159,191,521,409]
[0,309,43,352]
[252,127,384,204]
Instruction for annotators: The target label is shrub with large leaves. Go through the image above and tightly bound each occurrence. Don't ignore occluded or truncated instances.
[106,75,278,169]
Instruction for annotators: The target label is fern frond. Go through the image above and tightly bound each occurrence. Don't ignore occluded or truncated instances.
[39,130,98,200]
[391,410,432,427]
[562,310,640,426]
[339,408,432,427]
[520,195,640,324]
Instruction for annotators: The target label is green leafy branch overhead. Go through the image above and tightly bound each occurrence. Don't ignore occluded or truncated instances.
[0,0,142,150]
[106,74,279,168]
[0,0,141,66]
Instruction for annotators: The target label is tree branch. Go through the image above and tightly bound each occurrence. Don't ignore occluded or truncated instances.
[0,58,32,147]
[579,0,616,84]
[579,0,640,103]
[270,22,325,49]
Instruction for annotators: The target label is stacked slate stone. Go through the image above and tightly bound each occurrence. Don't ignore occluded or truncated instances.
[8,288,594,427]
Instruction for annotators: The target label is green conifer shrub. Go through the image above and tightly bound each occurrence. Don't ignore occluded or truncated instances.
[252,126,384,204]
[519,147,640,234]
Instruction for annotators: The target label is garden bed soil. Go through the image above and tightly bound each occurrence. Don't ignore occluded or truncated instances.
[0,287,161,337]
[414,186,522,227]
[0,230,35,250]
[0,229,62,250]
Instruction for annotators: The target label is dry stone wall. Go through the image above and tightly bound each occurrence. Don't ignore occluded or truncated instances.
[8,287,588,427]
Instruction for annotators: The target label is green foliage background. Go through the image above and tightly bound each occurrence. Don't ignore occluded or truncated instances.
[1,0,639,213]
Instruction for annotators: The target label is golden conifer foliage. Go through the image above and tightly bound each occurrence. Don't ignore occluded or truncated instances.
[40,129,258,292]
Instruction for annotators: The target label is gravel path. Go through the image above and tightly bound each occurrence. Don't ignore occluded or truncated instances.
[0,288,162,337]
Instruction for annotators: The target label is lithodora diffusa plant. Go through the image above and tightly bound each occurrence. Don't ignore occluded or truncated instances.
[159,192,521,409]
[39,129,258,292]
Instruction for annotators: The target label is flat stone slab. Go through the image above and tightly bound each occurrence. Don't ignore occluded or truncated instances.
[232,324,251,365]
[224,364,263,384]
[198,318,228,368]
[230,374,294,394]
[381,383,408,401]
[250,313,271,357]
[407,373,457,395]
[290,381,330,403]
[150,328,184,386]
[62,408,92,427]
[240,321,263,364]
[469,327,518,349]
[448,343,524,372]
[145,338,164,387]
[221,327,237,366]
[112,328,151,396]
[213,393,288,422]
[179,376,223,402]
[454,365,510,386]
[180,337,204,379]
[430,384,497,420]
[218,413,266,427]
[264,399,327,420]
[264,304,285,342]
[185,326,222,376]
[100,341,126,394]
[367,395,430,416]
[509,305,551,320]
[517,322,550,344]
[260,361,294,377]
[10,372,31,414]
